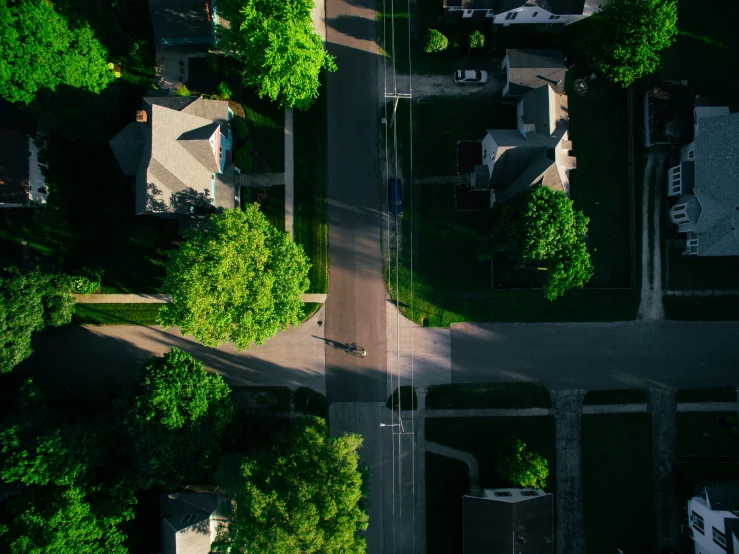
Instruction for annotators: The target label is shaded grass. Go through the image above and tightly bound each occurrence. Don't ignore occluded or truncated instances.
[676,412,739,458]
[293,75,329,294]
[386,386,417,410]
[246,185,285,232]
[426,452,469,554]
[300,302,322,321]
[72,303,162,325]
[665,248,739,290]
[676,388,737,403]
[231,386,292,412]
[293,387,328,419]
[664,296,739,321]
[581,414,655,554]
[583,389,649,405]
[426,382,552,409]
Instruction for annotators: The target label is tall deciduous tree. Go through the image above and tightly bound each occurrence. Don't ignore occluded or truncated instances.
[218,0,336,109]
[125,347,235,487]
[158,206,310,349]
[496,436,549,489]
[0,265,76,373]
[0,0,114,105]
[481,186,593,300]
[587,0,678,87]
[214,417,368,554]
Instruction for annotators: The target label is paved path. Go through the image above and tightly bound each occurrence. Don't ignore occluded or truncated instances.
[426,441,480,496]
[425,407,553,418]
[666,289,739,296]
[74,293,327,304]
[395,72,503,99]
[451,321,739,390]
[677,402,738,412]
[284,108,294,237]
[650,388,679,551]
[414,174,470,186]
[553,390,586,554]
[238,173,285,187]
[17,306,327,394]
[638,148,666,320]
[582,403,648,413]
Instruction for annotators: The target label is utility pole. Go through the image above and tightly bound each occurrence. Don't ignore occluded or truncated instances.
[384,93,412,128]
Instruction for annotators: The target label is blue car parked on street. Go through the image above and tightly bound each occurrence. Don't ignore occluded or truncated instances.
[388,178,403,215]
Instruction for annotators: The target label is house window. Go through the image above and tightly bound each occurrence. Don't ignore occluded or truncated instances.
[219,146,223,158]
[485,9,494,17]
[505,11,519,20]
[670,165,682,196]
[691,511,705,535]
[671,203,689,224]
[483,149,487,159]
[686,237,699,255]
[713,527,727,549]
[520,491,538,497]
[181,514,199,524]
[549,14,561,19]
[688,150,694,159]
[464,9,473,16]
[493,491,512,497]
[532,11,538,16]
[448,5,461,10]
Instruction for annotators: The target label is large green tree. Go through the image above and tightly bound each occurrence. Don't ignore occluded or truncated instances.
[481,186,593,300]
[587,0,678,87]
[0,0,115,104]
[218,0,336,109]
[0,265,76,373]
[124,347,235,487]
[214,417,368,553]
[159,206,310,349]
[496,436,549,489]
[0,484,134,554]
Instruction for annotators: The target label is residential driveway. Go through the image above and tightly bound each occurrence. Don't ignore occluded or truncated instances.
[16,307,328,394]
[396,73,503,98]
[451,321,739,389]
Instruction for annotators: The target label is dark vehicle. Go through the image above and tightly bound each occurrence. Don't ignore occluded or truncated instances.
[388,178,403,215]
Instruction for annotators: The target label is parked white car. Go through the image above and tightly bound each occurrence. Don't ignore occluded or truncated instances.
[454,69,488,84]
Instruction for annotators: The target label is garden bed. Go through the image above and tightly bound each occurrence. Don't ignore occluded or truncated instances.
[426,382,552,410]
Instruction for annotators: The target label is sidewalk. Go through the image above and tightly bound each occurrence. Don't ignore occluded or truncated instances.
[74,293,327,304]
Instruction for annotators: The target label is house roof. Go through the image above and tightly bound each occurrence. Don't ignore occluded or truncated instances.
[703,483,739,511]
[161,492,230,554]
[110,96,235,215]
[506,50,566,95]
[443,0,590,14]
[690,111,739,256]
[0,128,30,205]
[149,0,213,41]
[463,494,554,554]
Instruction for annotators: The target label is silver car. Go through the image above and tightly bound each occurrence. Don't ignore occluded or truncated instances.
[454,69,488,84]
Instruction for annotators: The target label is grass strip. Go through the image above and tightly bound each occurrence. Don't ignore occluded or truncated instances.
[676,388,737,403]
[72,303,162,325]
[583,389,649,405]
[426,382,552,409]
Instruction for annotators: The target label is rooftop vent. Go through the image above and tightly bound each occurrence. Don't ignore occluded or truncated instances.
[136,110,147,123]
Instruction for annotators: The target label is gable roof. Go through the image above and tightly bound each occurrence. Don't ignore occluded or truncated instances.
[703,483,739,511]
[463,494,554,554]
[690,111,739,256]
[443,0,591,13]
[507,50,566,95]
[110,122,146,176]
[0,128,30,205]
[161,492,230,554]
[149,0,214,41]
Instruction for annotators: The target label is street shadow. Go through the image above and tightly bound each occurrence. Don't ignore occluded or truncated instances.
[312,335,366,358]
[343,0,377,8]
[326,15,377,43]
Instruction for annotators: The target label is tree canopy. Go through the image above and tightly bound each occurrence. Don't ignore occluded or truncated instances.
[496,436,549,489]
[481,186,593,300]
[218,0,336,109]
[158,206,311,350]
[0,0,115,105]
[124,347,235,487]
[0,265,76,373]
[214,417,368,554]
[587,0,678,87]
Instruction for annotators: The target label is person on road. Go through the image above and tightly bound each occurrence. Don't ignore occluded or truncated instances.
[361,349,367,357]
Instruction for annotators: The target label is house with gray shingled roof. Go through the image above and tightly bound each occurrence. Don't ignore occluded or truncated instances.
[441,0,606,25]
[110,95,238,216]
[161,489,231,554]
[667,106,739,256]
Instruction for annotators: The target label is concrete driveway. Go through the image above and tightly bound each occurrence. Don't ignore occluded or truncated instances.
[396,72,503,99]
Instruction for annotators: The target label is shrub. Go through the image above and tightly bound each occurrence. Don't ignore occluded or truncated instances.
[231,116,249,141]
[70,265,104,294]
[496,436,549,489]
[175,84,191,97]
[424,29,448,53]
[217,81,232,100]
[234,146,253,173]
[469,30,485,49]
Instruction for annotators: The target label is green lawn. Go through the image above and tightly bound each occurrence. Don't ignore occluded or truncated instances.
[582,389,649,405]
[581,414,655,554]
[666,248,739,290]
[664,296,739,321]
[300,302,322,321]
[425,382,552,409]
[293,76,329,294]
[72,303,162,325]
[676,412,739,458]
[243,185,285,232]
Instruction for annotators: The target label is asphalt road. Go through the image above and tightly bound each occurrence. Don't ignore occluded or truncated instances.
[323,0,387,403]
[451,321,739,389]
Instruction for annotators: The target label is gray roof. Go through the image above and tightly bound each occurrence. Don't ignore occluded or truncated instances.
[161,492,230,554]
[149,0,214,42]
[111,96,235,215]
[463,494,554,554]
[689,111,739,256]
[0,128,29,205]
[444,0,591,14]
[506,50,566,96]
[703,482,739,511]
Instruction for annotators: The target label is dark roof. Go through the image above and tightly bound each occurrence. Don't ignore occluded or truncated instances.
[0,128,30,205]
[704,483,739,511]
[148,0,213,41]
[680,160,695,195]
[463,494,554,554]
[109,122,146,176]
[506,50,566,95]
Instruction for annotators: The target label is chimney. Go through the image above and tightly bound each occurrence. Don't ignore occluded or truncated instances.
[136,110,147,123]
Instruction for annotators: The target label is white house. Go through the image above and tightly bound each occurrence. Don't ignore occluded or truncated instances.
[667,106,739,256]
[0,127,49,208]
[687,482,739,554]
[161,489,231,554]
[441,0,607,26]
[463,488,553,554]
